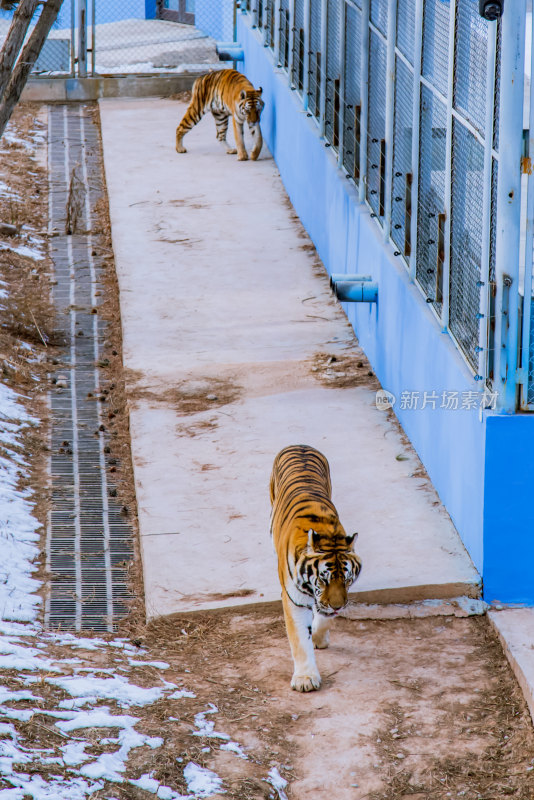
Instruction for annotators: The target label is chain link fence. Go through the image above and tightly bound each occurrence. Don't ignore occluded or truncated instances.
[238,0,502,382]
[0,1,75,76]
[6,0,229,77]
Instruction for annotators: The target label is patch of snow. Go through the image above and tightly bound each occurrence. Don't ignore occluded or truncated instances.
[46,674,165,707]
[61,741,91,766]
[1,772,103,799]
[130,773,160,793]
[169,689,196,699]
[56,708,139,733]
[183,762,224,797]
[128,659,170,669]
[0,242,45,260]
[219,741,247,759]
[58,696,98,709]
[192,704,229,740]
[266,767,288,800]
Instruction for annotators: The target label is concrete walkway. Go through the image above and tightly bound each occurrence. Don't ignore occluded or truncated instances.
[98,97,480,620]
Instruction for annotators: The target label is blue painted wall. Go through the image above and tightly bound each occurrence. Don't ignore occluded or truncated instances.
[237,14,491,576]
[483,416,534,603]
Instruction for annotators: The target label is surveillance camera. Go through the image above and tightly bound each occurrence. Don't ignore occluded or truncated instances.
[479,0,503,20]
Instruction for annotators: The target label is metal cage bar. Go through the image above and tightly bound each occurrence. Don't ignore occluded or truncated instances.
[359,0,370,203]
[408,0,423,280]
[477,18,498,383]
[383,0,397,241]
[440,0,456,331]
[319,0,327,137]
[493,1,526,411]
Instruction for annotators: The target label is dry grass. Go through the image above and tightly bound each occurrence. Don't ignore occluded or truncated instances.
[311,350,381,390]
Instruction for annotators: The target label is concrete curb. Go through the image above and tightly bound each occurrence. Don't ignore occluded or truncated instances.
[489,608,534,723]
[22,74,201,102]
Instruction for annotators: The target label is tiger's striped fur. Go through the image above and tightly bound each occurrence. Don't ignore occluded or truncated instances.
[270,445,362,692]
[175,69,264,161]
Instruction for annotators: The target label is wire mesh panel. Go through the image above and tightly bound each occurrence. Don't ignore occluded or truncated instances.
[454,0,488,135]
[366,29,387,216]
[391,56,414,258]
[291,0,306,94]
[342,1,362,182]
[396,0,415,64]
[416,85,447,310]
[307,0,322,118]
[449,121,485,369]
[262,0,275,48]
[324,0,341,150]
[422,0,450,97]
[93,1,220,74]
[493,19,501,151]
[278,0,290,69]
[3,0,75,76]
[370,0,387,35]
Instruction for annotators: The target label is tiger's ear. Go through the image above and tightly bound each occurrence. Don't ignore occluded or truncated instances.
[240,89,246,100]
[307,529,321,550]
[345,533,358,547]
[258,86,263,94]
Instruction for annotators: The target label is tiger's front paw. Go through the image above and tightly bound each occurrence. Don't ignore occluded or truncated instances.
[226,147,238,155]
[237,152,249,161]
[291,671,321,692]
[250,151,261,161]
[176,145,187,154]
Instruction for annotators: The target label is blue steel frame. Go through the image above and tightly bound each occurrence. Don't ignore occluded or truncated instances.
[241,0,529,414]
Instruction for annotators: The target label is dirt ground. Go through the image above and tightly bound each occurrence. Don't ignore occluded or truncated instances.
[1,103,534,800]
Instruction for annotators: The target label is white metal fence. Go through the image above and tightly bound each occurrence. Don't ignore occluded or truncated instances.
[245,0,530,408]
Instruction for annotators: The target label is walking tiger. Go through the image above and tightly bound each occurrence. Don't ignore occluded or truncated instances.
[270,445,362,692]
[175,69,264,161]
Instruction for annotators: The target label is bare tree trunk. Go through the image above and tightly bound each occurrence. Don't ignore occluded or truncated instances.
[0,0,64,139]
[0,0,39,103]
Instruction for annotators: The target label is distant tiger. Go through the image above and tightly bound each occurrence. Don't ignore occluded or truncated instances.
[270,445,362,693]
[175,69,264,161]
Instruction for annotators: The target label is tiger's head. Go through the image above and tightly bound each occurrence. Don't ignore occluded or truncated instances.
[238,88,264,124]
[297,522,362,616]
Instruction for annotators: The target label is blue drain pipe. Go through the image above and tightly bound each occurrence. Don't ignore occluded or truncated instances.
[330,274,378,303]
[329,273,373,289]
[334,281,378,303]
[217,42,244,61]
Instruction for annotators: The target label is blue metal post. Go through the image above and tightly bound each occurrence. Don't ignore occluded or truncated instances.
[493,1,526,411]
[518,11,534,407]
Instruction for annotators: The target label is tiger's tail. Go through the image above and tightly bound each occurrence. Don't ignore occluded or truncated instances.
[176,76,206,153]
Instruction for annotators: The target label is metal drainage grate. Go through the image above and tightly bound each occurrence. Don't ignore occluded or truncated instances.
[46,104,133,633]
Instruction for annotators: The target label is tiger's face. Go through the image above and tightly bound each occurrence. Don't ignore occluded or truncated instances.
[238,88,264,124]
[299,528,362,616]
